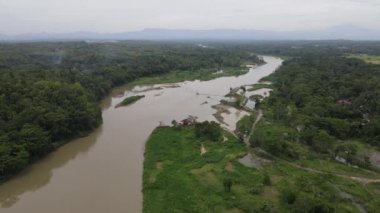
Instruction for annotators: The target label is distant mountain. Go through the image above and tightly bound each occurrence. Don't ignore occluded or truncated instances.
[1,25,379,41]
[307,25,380,40]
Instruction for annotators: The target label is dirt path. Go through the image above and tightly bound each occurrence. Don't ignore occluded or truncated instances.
[243,109,263,146]
[200,144,207,155]
[277,155,380,185]
[239,107,380,184]
[296,163,380,184]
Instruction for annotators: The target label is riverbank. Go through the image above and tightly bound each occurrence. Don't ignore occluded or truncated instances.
[0,64,253,184]
[0,56,282,213]
[143,79,380,212]
[143,124,380,212]
[115,95,145,108]
[128,66,252,87]
[143,125,247,212]
[143,122,380,212]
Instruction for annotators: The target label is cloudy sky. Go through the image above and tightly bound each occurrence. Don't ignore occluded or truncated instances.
[0,0,379,34]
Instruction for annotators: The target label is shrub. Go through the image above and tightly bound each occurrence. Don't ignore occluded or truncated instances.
[194,121,222,142]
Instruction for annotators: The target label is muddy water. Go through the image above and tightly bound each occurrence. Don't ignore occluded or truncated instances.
[0,56,283,213]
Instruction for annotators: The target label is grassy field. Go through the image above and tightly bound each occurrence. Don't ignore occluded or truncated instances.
[143,125,380,212]
[348,54,380,65]
[141,54,380,212]
[131,66,249,86]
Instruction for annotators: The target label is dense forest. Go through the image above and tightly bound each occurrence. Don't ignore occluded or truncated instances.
[252,54,380,162]
[207,40,380,57]
[0,41,263,181]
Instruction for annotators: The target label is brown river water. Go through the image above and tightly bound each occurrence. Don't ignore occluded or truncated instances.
[0,56,283,213]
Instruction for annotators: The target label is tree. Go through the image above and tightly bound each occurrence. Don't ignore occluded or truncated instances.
[223,179,232,192]
[19,124,52,158]
[194,121,222,142]
[263,173,271,186]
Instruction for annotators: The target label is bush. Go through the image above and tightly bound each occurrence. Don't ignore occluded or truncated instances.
[280,188,297,205]
[251,122,299,159]
[194,121,222,142]
[249,184,264,195]
[263,173,272,186]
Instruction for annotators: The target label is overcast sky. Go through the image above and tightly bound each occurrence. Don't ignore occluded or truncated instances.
[0,0,379,34]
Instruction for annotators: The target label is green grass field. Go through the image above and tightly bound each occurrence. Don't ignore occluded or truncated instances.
[143,125,380,212]
[348,54,380,65]
[131,66,249,86]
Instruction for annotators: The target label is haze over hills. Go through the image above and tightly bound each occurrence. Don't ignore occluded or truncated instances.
[0,25,379,41]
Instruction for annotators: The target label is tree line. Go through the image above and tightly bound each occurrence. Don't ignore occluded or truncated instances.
[0,41,262,181]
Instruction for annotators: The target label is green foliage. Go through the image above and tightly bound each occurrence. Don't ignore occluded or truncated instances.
[142,42,380,212]
[194,121,222,142]
[117,95,145,107]
[263,53,380,154]
[131,66,250,85]
[277,173,342,213]
[348,54,380,65]
[143,126,247,212]
[143,125,379,212]
[262,173,271,186]
[19,124,52,158]
[280,188,297,205]
[0,41,264,181]
[236,114,256,133]
[313,131,334,154]
[0,78,101,181]
[251,122,299,159]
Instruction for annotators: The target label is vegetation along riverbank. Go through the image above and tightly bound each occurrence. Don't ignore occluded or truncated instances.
[115,95,145,108]
[143,50,380,212]
[0,41,264,182]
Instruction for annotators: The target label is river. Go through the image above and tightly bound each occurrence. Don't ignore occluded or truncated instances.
[0,56,283,213]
